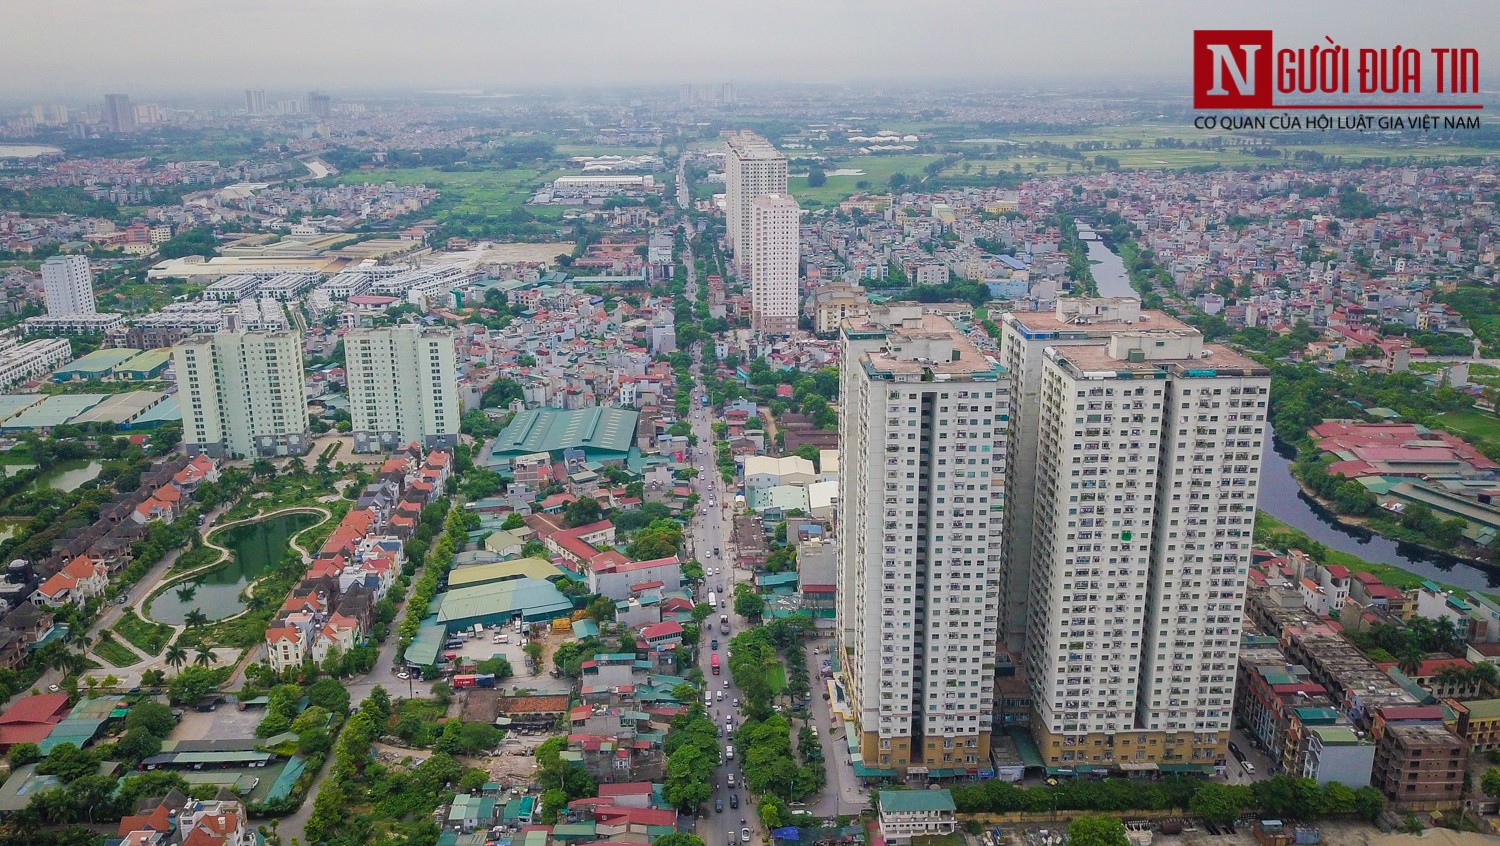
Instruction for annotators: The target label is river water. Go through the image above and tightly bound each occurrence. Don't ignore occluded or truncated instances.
[1084,238,1500,590]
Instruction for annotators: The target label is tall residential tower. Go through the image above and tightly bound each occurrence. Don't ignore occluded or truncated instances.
[175,323,309,459]
[41,255,96,317]
[724,132,787,276]
[1021,322,1269,772]
[748,193,800,335]
[838,304,1009,775]
[344,325,460,452]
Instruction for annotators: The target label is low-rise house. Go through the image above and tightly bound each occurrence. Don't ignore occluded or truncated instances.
[878,789,957,845]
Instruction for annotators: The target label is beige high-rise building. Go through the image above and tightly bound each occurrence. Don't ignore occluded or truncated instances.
[344,325,460,453]
[1020,321,1269,774]
[838,304,1009,776]
[724,131,787,276]
[175,327,309,459]
[997,298,1183,652]
[748,193,800,335]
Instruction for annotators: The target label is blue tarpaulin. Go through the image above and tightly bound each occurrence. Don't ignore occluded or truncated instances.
[772,829,801,841]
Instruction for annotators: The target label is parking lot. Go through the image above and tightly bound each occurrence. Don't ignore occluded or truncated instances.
[439,627,573,695]
[172,702,265,742]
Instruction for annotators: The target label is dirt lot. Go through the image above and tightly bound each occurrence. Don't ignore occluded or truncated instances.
[172,704,264,742]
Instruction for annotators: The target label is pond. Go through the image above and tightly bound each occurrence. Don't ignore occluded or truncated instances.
[146,511,322,625]
[28,460,102,492]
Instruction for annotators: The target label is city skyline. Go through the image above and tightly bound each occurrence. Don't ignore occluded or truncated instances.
[3,0,1495,97]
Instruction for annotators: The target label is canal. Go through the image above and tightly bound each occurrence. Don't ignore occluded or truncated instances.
[1085,235,1500,590]
[147,511,321,624]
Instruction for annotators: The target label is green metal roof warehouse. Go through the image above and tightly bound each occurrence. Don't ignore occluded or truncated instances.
[485,406,638,467]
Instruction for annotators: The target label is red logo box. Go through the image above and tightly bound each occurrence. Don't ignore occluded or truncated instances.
[1194,30,1274,109]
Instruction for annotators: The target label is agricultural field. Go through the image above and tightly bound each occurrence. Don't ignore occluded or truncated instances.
[789,154,941,206]
[336,166,566,217]
[949,123,1497,171]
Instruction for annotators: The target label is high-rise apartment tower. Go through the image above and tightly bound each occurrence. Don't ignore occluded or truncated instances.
[748,193,800,335]
[41,255,96,317]
[1020,320,1269,772]
[344,325,460,453]
[837,303,1009,775]
[175,322,309,459]
[724,132,787,276]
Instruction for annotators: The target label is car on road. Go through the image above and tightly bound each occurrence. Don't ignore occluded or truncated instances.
[724,680,730,688]
[728,773,736,788]
[741,828,751,842]
[1227,741,1244,761]
[730,794,739,809]
[710,639,718,649]
[725,745,734,760]
[715,799,723,813]
[733,698,739,706]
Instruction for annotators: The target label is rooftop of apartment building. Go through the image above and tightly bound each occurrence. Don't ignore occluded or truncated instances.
[845,306,1002,381]
[1004,297,1189,334]
[1387,722,1464,746]
[725,131,785,161]
[1046,330,1267,378]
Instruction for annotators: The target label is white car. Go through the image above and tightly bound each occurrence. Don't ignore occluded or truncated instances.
[397,672,410,680]
[733,698,740,707]
[724,679,730,688]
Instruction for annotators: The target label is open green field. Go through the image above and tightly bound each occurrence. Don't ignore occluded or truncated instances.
[114,609,171,656]
[1432,409,1500,448]
[789,154,940,206]
[336,166,569,219]
[767,663,787,695]
[93,639,139,668]
[955,123,1497,171]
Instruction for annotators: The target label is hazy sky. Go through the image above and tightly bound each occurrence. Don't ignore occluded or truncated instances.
[3,0,1496,99]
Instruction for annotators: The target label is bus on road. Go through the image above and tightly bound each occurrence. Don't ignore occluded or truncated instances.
[711,654,721,675]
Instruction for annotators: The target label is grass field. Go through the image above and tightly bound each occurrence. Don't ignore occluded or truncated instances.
[789,154,940,206]
[767,663,787,695]
[114,609,171,656]
[1432,409,1500,448]
[338,166,566,216]
[93,639,139,668]
[954,123,1497,172]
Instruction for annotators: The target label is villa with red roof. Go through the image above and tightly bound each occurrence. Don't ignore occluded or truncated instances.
[32,554,108,607]
[0,692,70,751]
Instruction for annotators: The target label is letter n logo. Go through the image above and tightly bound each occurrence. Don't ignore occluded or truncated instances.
[1194,30,1273,108]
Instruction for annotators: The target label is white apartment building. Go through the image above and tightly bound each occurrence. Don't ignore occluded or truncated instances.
[724,132,787,275]
[175,329,309,458]
[1023,326,1269,773]
[749,193,800,335]
[41,255,96,316]
[344,325,460,453]
[838,304,1009,775]
[997,298,1182,652]
[0,338,72,390]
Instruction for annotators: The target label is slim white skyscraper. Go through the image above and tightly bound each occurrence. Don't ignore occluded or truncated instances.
[1021,324,1269,773]
[749,193,800,335]
[245,89,267,114]
[838,304,1009,775]
[41,255,96,317]
[344,325,460,452]
[175,328,309,459]
[724,131,787,276]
